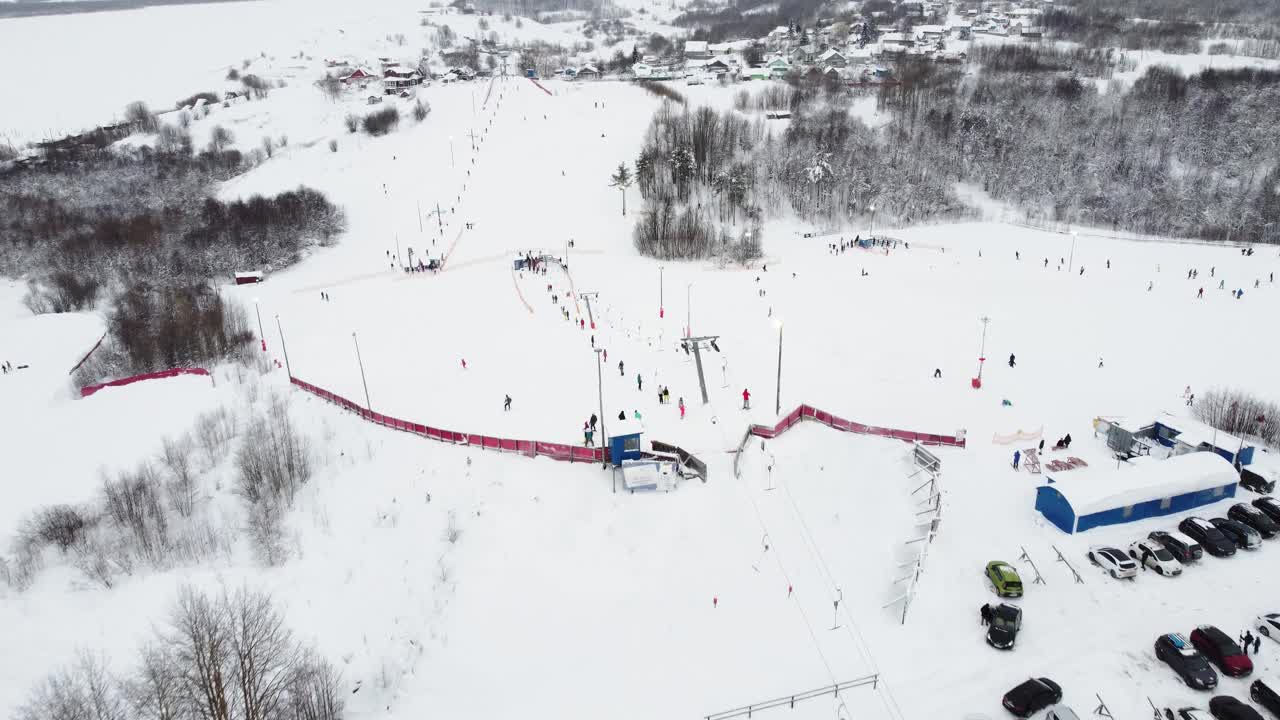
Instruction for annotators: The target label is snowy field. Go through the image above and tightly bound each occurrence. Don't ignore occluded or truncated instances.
[5,8,1280,720]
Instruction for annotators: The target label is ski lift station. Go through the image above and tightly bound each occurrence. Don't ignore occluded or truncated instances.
[1095,412,1257,466]
[1034,452,1239,534]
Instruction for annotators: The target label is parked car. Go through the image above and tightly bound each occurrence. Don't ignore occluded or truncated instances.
[1180,518,1238,558]
[1191,626,1253,677]
[1045,706,1081,720]
[1240,467,1277,495]
[1228,504,1280,539]
[1210,518,1263,551]
[1002,677,1063,717]
[1255,613,1280,641]
[1251,680,1280,718]
[1155,633,1219,690]
[986,561,1024,598]
[1088,546,1138,579]
[987,603,1022,650]
[1130,539,1184,576]
[1150,530,1204,563]
[1209,696,1264,720]
[1252,497,1280,525]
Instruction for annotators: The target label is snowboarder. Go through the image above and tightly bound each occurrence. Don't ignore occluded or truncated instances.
[1013,450,1021,470]
[980,603,992,626]
[1008,354,1016,368]
[504,394,512,411]
[742,388,751,410]
[619,361,625,376]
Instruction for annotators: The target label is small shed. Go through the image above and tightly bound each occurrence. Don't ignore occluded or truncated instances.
[1035,452,1239,534]
[608,420,643,466]
[234,271,264,285]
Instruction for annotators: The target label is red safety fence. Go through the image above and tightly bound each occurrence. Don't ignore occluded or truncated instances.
[290,376,607,464]
[80,367,211,398]
[747,405,966,448]
[528,77,553,95]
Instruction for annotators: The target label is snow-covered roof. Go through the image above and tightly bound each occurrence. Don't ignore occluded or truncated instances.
[819,48,844,59]
[770,25,790,35]
[1045,452,1238,518]
[1158,412,1248,452]
[915,24,947,34]
[685,40,709,53]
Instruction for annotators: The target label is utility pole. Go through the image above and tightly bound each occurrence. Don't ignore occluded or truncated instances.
[448,135,455,167]
[417,200,423,232]
[353,331,372,411]
[659,265,664,318]
[682,335,721,405]
[580,291,598,329]
[774,319,784,415]
[686,282,693,338]
[275,314,292,378]
[975,315,990,388]
[595,347,608,473]
[870,204,877,237]
[1069,230,1078,273]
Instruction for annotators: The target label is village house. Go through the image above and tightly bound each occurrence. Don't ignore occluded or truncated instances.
[576,64,601,80]
[766,56,792,78]
[684,40,711,60]
[789,44,817,63]
[342,68,375,85]
[819,48,847,68]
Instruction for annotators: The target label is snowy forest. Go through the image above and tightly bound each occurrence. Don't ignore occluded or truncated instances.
[632,59,1280,259]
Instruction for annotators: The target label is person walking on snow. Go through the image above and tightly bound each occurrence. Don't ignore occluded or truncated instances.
[590,413,598,430]
[1013,450,1021,470]
[583,422,594,446]
[980,603,992,626]
[504,395,512,411]
[637,374,643,391]
[742,388,751,410]
[619,361,625,376]
[1008,353,1016,368]
[1197,287,1204,298]
[461,358,467,370]
[679,397,686,420]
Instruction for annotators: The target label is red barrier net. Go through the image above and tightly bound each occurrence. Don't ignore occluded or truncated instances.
[748,404,965,448]
[80,367,211,398]
[290,376,605,464]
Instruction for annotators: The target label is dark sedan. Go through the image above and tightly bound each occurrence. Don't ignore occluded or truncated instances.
[1179,517,1237,558]
[1156,633,1219,690]
[1003,677,1063,717]
[1253,497,1280,525]
[1210,696,1264,720]
[1210,518,1262,551]
[1230,503,1280,539]
[1252,680,1280,718]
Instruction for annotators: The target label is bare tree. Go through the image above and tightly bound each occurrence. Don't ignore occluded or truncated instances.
[167,585,232,720]
[18,650,126,720]
[129,643,183,720]
[125,101,158,132]
[228,587,302,720]
[160,435,199,518]
[290,648,344,720]
[209,125,235,153]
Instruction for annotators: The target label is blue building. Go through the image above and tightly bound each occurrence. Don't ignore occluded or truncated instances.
[1035,452,1239,534]
[608,420,643,467]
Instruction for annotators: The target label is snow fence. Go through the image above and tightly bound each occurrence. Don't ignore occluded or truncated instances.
[748,405,966,447]
[289,376,606,464]
[79,367,211,398]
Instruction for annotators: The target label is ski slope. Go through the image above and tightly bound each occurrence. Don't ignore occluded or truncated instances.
[3,28,1280,720]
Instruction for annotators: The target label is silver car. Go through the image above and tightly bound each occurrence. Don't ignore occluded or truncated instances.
[1088,546,1138,579]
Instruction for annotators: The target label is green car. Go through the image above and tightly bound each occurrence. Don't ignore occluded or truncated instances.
[986,561,1024,598]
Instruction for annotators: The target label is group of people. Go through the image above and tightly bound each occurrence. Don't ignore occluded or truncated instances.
[0,360,14,374]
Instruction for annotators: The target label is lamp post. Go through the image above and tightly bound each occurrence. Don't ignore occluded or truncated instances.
[773,318,784,416]
[352,331,372,411]
[975,315,990,388]
[1069,230,1078,273]
[448,135,455,168]
[253,298,265,352]
[870,204,877,237]
[275,315,292,379]
[659,265,664,318]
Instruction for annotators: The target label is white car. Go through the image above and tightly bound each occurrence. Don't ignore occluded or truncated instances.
[1129,539,1183,576]
[1046,706,1082,720]
[1256,613,1280,641]
[1088,545,1138,579]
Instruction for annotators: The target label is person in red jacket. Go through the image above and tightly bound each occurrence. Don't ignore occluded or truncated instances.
[742,388,751,410]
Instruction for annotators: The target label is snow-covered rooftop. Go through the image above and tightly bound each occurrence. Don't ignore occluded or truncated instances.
[1158,412,1248,451]
[1044,451,1238,517]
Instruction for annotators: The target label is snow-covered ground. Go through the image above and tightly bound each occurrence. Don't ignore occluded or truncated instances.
[4,9,1280,720]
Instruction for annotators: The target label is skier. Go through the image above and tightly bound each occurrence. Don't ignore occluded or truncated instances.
[1013,450,1021,470]
[742,388,751,410]
[1079,266,1085,276]
[1008,353,1016,368]
[637,374,643,391]
[619,360,625,376]
[1197,287,1204,299]
[634,409,642,420]
[1148,281,1154,291]
[934,368,942,379]
[504,394,512,411]
[1098,357,1104,368]
[1107,259,1111,269]
[1015,251,1020,260]
[1187,393,1196,406]
[461,358,467,370]
[679,397,686,420]
[1038,438,1045,453]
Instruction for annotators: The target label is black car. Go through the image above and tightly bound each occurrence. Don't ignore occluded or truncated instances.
[1156,633,1219,690]
[1252,680,1280,718]
[1151,531,1204,563]
[1252,497,1280,525]
[1210,518,1263,551]
[1003,677,1063,717]
[987,603,1023,650]
[1210,696,1264,720]
[1229,504,1280,539]
[1240,467,1277,495]
[1180,517,1237,558]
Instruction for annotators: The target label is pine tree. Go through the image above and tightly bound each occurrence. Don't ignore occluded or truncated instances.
[609,162,634,215]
